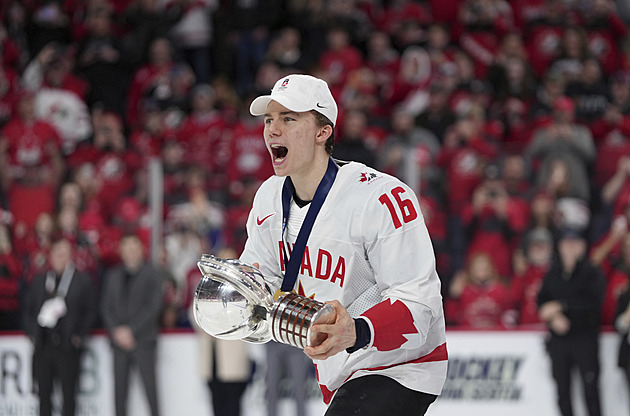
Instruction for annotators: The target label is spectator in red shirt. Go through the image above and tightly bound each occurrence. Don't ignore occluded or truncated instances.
[68,110,142,223]
[364,31,400,102]
[437,104,499,216]
[318,26,364,98]
[448,251,516,328]
[461,163,528,277]
[0,92,64,190]
[375,0,433,50]
[176,83,230,194]
[454,0,514,78]
[523,0,576,78]
[578,0,628,76]
[126,36,190,128]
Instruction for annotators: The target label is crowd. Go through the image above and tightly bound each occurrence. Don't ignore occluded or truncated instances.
[0,0,630,337]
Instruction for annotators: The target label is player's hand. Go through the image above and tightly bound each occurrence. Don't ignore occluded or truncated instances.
[303,300,356,360]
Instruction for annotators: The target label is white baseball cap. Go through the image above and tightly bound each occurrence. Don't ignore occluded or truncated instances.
[249,74,338,126]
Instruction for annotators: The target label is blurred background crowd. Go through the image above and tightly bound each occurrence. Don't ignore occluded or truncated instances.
[1,0,630,334]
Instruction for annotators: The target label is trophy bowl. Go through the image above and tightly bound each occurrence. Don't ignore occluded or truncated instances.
[194,255,274,343]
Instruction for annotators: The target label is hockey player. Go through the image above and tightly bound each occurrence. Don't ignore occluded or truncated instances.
[241,74,447,415]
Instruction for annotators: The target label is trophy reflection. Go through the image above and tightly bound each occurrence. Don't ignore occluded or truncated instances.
[193,255,336,349]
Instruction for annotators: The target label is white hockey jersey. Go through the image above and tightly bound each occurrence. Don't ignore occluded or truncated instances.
[240,161,447,404]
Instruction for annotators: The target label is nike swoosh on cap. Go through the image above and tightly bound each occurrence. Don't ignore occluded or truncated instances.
[316,103,326,108]
[256,213,275,225]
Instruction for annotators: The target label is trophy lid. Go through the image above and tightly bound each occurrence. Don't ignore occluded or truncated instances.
[194,255,274,343]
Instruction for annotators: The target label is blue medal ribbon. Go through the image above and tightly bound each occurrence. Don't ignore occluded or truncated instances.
[280,157,338,292]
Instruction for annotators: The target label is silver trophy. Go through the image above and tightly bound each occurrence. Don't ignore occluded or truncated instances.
[193,254,336,349]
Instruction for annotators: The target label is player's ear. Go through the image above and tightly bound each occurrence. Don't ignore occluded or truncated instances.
[315,125,332,144]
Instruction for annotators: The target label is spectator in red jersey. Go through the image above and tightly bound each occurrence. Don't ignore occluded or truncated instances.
[492,96,535,153]
[523,0,577,78]
[438,104,499,216]
[0,222,22,330]
[526,95,596,203]
[578,0,628,76]
[448,251,516,328]
[454,0,514,78]
[424,22,459,74]
[128,99,171,162]
[591,71,630,188]
[176,83,230,194]
[511,227,554,326]
[318,26,364,97]
[125,36,191,128]
[382,46,432,118]
[364,31,400,101]
[0,93,63,236]
[338,67,382,123]
[461,163,528,277]
[590,216,630,325]
[374,0,432,50]
[0,92,64,191]
[67,110,142,223]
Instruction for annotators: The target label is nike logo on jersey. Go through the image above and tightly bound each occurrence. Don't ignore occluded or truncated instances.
[256,213,275,225]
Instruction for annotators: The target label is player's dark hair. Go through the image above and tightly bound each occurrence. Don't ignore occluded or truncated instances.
[311,110,335,155]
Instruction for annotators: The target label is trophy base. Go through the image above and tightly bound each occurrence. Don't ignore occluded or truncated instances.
[270,293,337,349]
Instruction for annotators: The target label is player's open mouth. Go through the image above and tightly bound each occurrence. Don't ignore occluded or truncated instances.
[271,144,288,163]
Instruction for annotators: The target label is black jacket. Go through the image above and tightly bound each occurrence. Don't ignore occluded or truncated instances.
[537,257,605,336]
[22,269,97,349]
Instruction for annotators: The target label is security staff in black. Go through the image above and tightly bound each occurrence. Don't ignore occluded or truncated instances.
[537,228,605,416]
